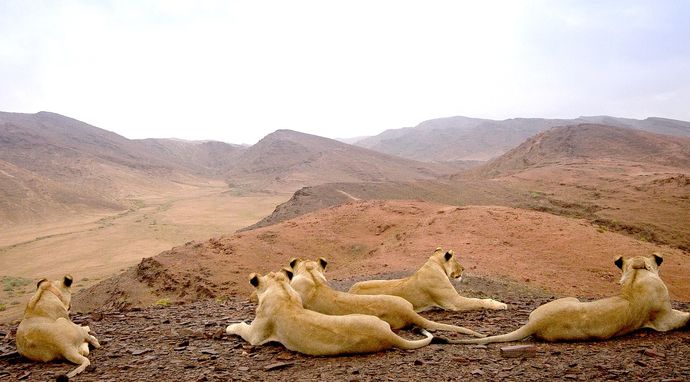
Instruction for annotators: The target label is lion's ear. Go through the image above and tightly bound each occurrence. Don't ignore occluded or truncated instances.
[282,268,294,281]
[249,273,260,287]
[444,251,453,261]
[614,256,624,270]
[36,278,49,290]
[318,257,328,270]
[63,275,73,287]
[289,258,299,269]
[653,253,663,267]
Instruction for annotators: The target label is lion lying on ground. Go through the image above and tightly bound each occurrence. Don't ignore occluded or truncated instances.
[454,254,690,344]
[349,248,507,312]
[289,258,484,337]
[226,270,433,355]
[16,276,101,380]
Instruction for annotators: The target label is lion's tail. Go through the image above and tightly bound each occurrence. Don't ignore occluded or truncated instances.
[448,324,534,344]
[26,282,50,311]
[393,328,433,350]
[414,315,486,338]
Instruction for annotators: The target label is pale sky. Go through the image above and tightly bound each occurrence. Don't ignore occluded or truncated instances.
[1,1,689,145]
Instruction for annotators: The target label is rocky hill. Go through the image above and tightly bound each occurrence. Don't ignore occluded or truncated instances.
[73,200,690,314]
[0,111,243,224]
[355,115,690,162]
[224,129,459,191]
[250,124,690,250]
[475,123,690,177]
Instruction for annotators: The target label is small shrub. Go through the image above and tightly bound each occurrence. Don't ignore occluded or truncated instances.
[155,298,171,307]
[2,276,32,292]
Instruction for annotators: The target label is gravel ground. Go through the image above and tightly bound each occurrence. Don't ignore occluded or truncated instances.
[2,275,689,382]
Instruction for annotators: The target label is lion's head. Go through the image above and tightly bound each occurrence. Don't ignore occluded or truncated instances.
[615,253,663,285]
[431,248,463,279]
[34,275,73,311]
[289,257,329,283]
[247,270,300,305]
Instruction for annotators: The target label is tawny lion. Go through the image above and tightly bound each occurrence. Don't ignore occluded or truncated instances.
[455,254,690,344]
[226,270,433,355]
[16,276,101,380]
[289,257,484,337]
[349,247,507,312]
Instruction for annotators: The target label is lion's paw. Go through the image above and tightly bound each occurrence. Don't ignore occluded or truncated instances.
[486,299,508,310]
[226,321,246,335]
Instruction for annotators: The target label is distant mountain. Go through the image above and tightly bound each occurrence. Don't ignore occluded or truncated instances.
[136,138,245,176]
[462,123,690,250]
[0,111,243,224]
[0,111,464,224]
[224,129,459,191]
[248,123,690,250]
[355,115,690,162]
[475,123,690,177]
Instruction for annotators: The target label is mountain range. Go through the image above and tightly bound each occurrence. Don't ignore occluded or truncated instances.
[354,115,690,162]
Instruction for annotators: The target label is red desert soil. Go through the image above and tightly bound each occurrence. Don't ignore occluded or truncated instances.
[72,200,690,313]
[2,200,689,381]
[1,276,689,381]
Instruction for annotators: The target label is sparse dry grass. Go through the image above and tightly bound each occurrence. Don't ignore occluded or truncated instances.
[0,182,289,322]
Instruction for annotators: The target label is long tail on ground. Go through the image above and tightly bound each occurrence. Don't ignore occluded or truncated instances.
[394,328,434,349]
[446,324,533,344]
[415,316,486,338]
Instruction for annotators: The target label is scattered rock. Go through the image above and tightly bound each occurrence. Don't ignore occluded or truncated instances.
[641,349,666,358]
[206,327,225,340]
[199,348,219,355]
[0,351,19,360]
[131,348,154,356]
[500,344,537,358]
[264,362,294,371]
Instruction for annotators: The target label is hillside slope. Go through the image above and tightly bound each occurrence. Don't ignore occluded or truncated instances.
[249,124,690,250]
[356,115,690,162]
[466,124,690,249]
[476,123,690,177]
[225,129,459,191]
[0,111,246,224]
[73,200,690,314]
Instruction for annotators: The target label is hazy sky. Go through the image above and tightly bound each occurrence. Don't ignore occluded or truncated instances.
[1,1,689,144]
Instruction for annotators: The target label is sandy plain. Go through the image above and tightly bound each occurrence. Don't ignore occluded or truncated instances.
[0,180,289,322]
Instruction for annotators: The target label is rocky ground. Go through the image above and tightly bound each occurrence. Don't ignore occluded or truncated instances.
[2,274,689,382]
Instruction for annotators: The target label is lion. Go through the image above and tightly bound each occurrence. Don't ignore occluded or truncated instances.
[348,247,507,312]
[289,257,484,337]
[16,275,101,380]
[454,254,690,344]
[225,270,433,355]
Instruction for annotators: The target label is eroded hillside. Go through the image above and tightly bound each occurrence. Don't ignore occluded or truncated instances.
[73,200,690,314]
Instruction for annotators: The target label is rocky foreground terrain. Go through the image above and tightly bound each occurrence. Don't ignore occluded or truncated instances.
[2,274,689,382]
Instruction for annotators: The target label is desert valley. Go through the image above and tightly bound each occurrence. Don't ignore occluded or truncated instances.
[2,111,690,381]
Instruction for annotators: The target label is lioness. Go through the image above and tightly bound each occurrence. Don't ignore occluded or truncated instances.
[16,276,101,380]
[349,248,507,312]
[456,254,690,344]
[289,257,484,337]
[226,270,433,355]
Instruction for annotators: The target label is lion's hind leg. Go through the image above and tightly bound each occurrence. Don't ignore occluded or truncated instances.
[226,321,269,346]
[648,309,690,332]
[432,288,507,312]
[62,347,90,378]
[80,325,101,349]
